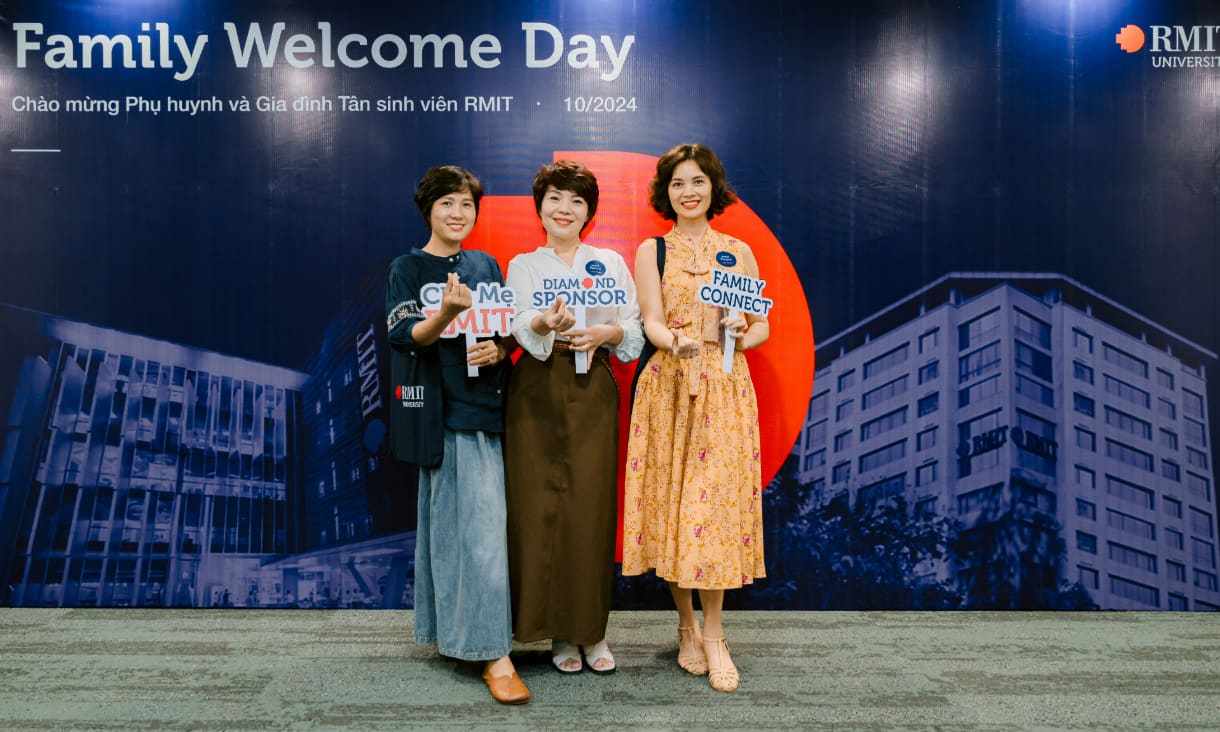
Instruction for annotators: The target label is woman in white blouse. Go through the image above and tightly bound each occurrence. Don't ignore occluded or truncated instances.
[504,161,644,675]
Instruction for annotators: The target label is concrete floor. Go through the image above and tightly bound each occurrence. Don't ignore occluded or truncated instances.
[0,609,1218,730]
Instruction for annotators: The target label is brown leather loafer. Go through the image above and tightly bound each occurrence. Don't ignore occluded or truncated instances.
[482,668,531,705]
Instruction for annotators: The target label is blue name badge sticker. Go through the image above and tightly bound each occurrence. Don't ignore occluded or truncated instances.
[585,259,607,277]
[715,250,737,267]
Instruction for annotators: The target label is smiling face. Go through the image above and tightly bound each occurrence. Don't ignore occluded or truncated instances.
[667,159,712,224]
[538,186,590,244]
[427,188,477,247]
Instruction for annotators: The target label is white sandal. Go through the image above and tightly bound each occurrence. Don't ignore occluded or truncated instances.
[551,640,583,674]
[582,639,616,675]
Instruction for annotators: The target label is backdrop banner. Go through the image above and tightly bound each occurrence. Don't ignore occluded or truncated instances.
[1,1,1217,611]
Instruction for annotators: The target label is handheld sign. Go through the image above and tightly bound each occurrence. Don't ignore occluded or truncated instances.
[697,266,773,373]
[420,281,516,377]
[532,260,628,374]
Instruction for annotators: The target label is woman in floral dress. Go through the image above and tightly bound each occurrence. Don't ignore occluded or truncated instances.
[623,144,770,693]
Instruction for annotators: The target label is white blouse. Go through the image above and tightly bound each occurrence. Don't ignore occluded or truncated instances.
[506,244,644,363]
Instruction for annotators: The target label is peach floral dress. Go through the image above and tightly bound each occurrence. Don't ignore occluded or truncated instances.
[622,227,765,589]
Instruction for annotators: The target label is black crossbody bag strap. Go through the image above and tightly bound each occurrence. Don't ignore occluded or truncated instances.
[630,236,667,403]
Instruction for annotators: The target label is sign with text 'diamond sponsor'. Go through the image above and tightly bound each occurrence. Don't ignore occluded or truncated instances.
[533,259,628,374]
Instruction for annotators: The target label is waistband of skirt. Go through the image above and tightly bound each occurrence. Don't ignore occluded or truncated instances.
[552,341,610,362]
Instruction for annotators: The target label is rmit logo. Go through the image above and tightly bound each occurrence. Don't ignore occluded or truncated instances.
[1115,25,1145,53]
[1118,23,1220,53]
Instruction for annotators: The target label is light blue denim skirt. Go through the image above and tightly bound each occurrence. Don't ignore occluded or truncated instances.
[413,429,512,661]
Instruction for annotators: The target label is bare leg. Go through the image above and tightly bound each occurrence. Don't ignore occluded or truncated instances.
[699,589,725,638]
[698,589,739,692]
[670,582,698,629]
[671,582,707,675]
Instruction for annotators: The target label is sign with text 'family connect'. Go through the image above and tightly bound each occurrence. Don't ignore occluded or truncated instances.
[698,267,772,373]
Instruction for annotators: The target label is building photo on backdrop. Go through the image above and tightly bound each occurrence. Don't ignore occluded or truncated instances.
[1,0,1218,614]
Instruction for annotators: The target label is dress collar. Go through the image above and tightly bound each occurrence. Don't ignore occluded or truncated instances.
[672,227,713,275]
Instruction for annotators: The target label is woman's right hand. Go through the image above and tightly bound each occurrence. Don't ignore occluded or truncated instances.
[440,272,473,318]
[671,330,700,359]
[532,296,576,335]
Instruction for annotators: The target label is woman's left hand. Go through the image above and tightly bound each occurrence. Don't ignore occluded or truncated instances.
[721,313,749,349]
[560,324,618,353]
[466,339,505,366]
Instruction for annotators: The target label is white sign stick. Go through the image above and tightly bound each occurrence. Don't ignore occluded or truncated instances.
[722,309,740,374]
[574,307,589,374]
[465,332,479,377]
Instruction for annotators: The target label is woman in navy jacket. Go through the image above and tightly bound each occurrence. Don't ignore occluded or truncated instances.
[386,165,527,705]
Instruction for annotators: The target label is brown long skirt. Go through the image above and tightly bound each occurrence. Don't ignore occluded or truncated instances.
[504,348,619,645]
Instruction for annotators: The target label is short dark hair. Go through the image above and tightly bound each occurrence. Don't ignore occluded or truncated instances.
[648,143,738,221]
[532,161,600,233]
[414,165,484,223]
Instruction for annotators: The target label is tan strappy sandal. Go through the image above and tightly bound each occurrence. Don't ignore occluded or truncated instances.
[703,636,739,692]
[677,624,708,675]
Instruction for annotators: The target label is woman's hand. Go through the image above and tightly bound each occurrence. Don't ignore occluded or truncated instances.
[407,272,474,348]
[440,272,472,318]
[531,296,576,335]
[560,324,622,353]
[466,339,506,367]
[671,330,700,359]
[721,312,748,350]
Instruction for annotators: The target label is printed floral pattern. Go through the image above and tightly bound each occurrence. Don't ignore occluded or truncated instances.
[622,229,766,589]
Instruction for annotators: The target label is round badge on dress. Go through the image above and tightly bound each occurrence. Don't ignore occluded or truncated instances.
[585,260,607,276]
[715,251,737,267]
